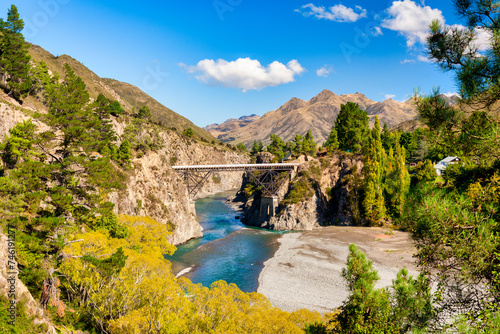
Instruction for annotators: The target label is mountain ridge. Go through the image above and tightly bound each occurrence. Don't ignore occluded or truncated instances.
[27,43,215,141]
[205,89,419,147]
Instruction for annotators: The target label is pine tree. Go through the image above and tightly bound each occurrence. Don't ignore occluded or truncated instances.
[335,102,369,153]
[324,126,339,153]
[304,130,317,156]
[119,140,132,167]
[0,5,32,99]
[267,134,285,158]
[293,134,304,155]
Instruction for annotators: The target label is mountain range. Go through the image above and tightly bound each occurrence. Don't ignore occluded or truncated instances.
[205,89,420,147]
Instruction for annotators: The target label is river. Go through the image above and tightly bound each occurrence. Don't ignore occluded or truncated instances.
[165,190,282,293]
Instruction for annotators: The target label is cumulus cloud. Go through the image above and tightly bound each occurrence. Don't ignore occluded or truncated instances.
[384,94,396,100]
[297,3,367,22]
[382,0,445,47]
[185,58,305,92]
[316,65,334,77]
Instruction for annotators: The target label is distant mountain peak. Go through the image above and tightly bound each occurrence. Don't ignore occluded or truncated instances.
[278,97,307,113]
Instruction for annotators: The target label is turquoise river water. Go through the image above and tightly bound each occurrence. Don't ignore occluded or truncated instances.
[165,190,282,293]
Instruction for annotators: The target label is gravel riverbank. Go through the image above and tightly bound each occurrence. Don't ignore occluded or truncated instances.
[257,226,419,313]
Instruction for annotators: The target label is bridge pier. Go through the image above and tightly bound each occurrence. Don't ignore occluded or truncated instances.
[259,196,279,224]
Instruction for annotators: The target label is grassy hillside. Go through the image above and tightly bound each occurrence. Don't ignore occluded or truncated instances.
[27,43,215,141]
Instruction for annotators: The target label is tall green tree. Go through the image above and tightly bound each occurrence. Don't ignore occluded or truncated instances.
[362,117,386,225]
[267,134,285,159]
[324,126,339,154]
[304,130,317,156]
[0,5,32,99]
[335,102,369,153]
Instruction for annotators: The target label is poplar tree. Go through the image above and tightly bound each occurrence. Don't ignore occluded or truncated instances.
[0,5,32,99]
[362,116,386,225]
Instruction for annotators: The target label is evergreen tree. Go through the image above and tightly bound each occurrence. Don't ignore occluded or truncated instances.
[304,130,317,156]
[250,140,264,155]
[91,94,117,154]
[335,102,369,153]
[324,126,339,154]
[0,5,32,99]
[137,106,152,120]
[236,143,247,152]
[183,127,194,138]
[119,140,132,167]
[267,134,285,158]
[293,134,304,155]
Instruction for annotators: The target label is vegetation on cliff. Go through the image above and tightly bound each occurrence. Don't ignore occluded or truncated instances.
[0,5,323,333]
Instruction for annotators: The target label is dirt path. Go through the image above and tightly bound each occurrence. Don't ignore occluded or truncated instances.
[257,226,419,313]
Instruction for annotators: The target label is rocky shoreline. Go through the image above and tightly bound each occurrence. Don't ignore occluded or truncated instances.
[256,226,419,313]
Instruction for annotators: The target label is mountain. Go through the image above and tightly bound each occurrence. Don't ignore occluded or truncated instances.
[207,89,419,147]
[27,44,215,141]
[205,114,261,138]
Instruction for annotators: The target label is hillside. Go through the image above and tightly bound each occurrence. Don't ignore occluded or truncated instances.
[27,44,214,141]
[207,89,419,147]
[205,114,261,138]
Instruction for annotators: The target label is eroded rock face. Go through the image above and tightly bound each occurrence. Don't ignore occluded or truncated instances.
[0,98,250,246]
[237,153,362,231]
[108,131,249,245]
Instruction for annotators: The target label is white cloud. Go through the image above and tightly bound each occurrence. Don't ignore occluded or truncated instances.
[417,55,432,63]
[297,3,367,22]
[316,65,334,77]
[447,24,492,52]
[185,58,305,92]
[400,58,415,64]
[384,94,396,100]
[372,26,383,36]
[382,0,445,47]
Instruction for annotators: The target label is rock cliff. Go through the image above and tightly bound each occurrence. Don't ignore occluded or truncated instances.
[237,153,362,231]
[0,94,249,246]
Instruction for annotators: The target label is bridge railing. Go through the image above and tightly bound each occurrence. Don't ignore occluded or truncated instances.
[172,163,301,172]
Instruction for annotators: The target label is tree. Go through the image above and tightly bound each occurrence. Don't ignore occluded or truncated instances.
[335,102,369,153]
[267,134,285,158]
[362,117,386,225]
[251,140,263,155]
[137,106,151,120]
[333,244,432,333]
[0,5,32,99]
[183,127,194,138]
[293,134,304,155]
[119,140,132,167]
[304,130,317,156]
[236,143,247,152]
[324,127,339,154]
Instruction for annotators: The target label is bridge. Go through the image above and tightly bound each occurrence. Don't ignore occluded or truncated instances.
[172,163,301,198]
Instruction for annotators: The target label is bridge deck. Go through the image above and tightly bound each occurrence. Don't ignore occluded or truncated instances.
[172,163,301,172]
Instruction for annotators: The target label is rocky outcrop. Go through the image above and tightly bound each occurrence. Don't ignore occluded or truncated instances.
[0,94,249,246]
[110,131,249,245]
[236,153,362,231]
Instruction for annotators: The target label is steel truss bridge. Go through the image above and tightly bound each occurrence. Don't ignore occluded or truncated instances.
[172,163,301,197]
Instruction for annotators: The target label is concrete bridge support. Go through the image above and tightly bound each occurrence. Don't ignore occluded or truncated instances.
[259,196,279,224]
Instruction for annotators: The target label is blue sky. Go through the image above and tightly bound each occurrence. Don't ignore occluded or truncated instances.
[5,0,476,126]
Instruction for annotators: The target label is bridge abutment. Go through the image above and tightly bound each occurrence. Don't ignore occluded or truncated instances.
[259,196,279,224]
